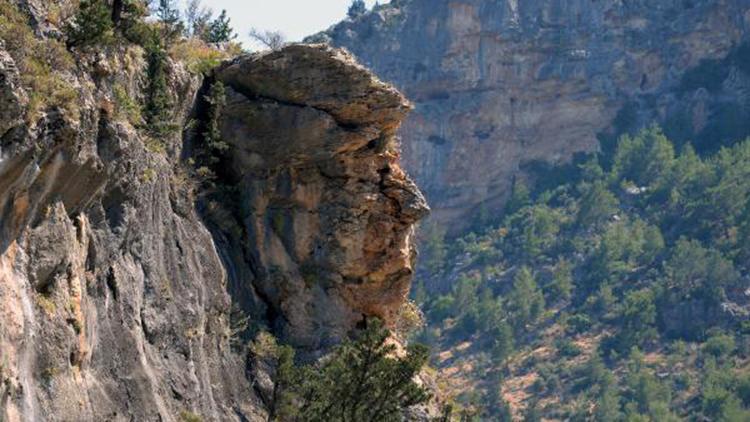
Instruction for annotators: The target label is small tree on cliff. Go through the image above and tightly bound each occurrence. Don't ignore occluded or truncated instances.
[205,9,237,43]
[272,319,431,421]
[66,0,114,46]
[348,0,367,19]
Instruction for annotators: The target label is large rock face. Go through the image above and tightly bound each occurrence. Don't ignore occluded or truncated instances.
[316,0,750,228]
[211,45,428,350]
[0,4,424,419]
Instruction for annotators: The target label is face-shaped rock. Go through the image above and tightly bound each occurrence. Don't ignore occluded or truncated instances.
[215,44,429,349]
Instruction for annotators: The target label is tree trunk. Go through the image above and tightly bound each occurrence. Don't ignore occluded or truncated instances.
[111,0,123,25]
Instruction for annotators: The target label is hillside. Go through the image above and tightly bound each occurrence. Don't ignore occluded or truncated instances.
[414,127,750,420]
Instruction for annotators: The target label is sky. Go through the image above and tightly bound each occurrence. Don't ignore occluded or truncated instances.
[195,0,382,49]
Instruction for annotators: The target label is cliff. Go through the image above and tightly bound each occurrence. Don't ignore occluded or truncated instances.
[0,2,426,420]
[315,0,750,228]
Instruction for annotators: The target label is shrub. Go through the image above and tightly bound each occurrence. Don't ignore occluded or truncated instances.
[702,332,736,359]
[169,38,239,75]
[275,319,431,421]
[65,0,114,46]
[0,0,78,120]
[113,84,142,126]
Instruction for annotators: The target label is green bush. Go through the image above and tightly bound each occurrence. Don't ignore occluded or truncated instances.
[702,332,736,359]
[65,0,114,46]
[272,319,431,421]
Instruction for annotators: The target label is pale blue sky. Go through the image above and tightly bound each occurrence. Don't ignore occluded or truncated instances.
[195,0,382,49]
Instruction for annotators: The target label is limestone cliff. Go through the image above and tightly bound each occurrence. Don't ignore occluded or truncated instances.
[314,0,750,228]
[0,2,425,420]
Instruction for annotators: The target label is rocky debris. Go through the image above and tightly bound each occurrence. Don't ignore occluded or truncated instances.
[212,44,429,351]
[319,0,750,230]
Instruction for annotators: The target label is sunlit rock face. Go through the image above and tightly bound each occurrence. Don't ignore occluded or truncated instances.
[316,0,750,229]
[213,44,429,350]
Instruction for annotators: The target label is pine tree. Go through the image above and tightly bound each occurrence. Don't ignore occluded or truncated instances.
[507,266,545,330]
[66,0,113,46]
[185,0,213,38]
[144,41,173,136]
[205,10,236,43]
[348,0,367,19]
[154,0,183,44]
[278,319,431,421]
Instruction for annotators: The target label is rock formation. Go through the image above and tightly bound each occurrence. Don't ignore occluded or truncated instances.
[0,3,425,419]
[210,45,428,350]
[315,0,750,229]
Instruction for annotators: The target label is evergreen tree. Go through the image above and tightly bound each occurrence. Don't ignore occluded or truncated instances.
[348,0,367,19]
[144,40,173,136]
[185,0,213,38]
[205,9,236,43]
[507,267,545,330]
[548,258,573,301]
[154,0,183,44]
[296,319,430,421]
[66,0,113,46]
[202,80,229,159]
[505,177,531,215]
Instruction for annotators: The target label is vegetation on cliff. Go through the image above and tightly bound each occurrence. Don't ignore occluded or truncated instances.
[416,127,750,420]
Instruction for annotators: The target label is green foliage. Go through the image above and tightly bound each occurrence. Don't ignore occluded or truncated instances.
[507,267,545,330]
[179,411,202,422]
[273,319,431,421]
[702,332,736,359]
[416,124,750,417]
[144,37,175,138]
[202,80,229,157]
[0,0,78,120]
[347,0,367,19]
[65,0,114,46]
[605,289,657,355]
[153,0,184,44]
[113,83,142,125]
[577,181,619,227]
[505,178,531,215]
[547,258,573,301]
[205,10,236,43]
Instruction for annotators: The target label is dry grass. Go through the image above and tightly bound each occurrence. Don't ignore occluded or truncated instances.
[170,39,243,75]
[0,0,79,121]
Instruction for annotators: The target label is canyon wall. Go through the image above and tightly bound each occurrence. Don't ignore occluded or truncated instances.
[315,0,750,228]
[0,2,425,419]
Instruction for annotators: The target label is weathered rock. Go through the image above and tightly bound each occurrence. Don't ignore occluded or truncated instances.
[0,7,425,421]
[212,44,429,350]
[317,0,750,229]
[0,47,27,137]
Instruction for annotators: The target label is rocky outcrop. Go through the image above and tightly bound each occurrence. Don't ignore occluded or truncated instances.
[315,0,750,229]
[0,6,424,420]
[210,45,428,351]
